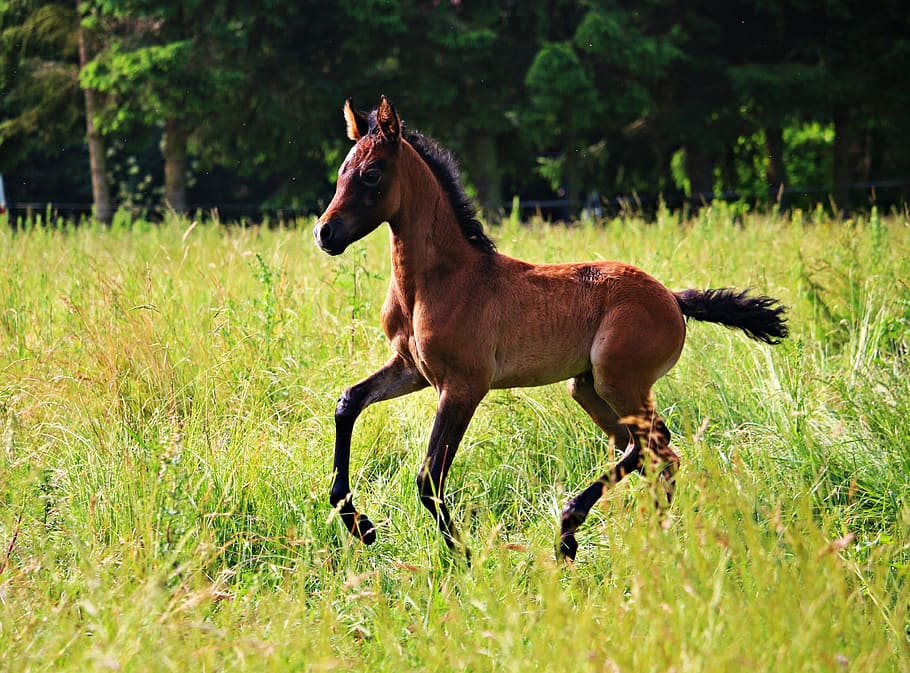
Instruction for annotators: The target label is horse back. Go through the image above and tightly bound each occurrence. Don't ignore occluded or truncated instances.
[378,253,684,391]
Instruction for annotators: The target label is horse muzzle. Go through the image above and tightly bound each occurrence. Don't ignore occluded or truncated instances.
[313,216,348,256]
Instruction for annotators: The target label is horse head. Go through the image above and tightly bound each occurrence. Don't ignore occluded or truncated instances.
[314,96,403,255]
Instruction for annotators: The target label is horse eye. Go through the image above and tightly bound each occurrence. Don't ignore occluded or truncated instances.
[361,169,382,188]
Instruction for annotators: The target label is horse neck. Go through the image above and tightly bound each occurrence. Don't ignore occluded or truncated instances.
[387,143,483,288]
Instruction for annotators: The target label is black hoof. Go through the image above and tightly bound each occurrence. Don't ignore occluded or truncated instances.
[353,514,377,545]
[558,533,578,561]
[559,506,585,561]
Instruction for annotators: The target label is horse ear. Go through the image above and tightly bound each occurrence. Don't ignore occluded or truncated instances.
[343,98,369,141]
[377,95,400,143]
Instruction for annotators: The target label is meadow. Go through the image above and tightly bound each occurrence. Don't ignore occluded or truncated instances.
[0,205,908,672]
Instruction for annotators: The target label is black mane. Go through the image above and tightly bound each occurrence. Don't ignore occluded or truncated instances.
[404,130,496,254]
[364,109,496,254]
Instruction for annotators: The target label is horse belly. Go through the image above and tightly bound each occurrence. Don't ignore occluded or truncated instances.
[490,329,593,389]
[487,273,605,388]
[491,359,590,389]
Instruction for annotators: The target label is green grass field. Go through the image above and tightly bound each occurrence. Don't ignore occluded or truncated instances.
[1,205,908,672]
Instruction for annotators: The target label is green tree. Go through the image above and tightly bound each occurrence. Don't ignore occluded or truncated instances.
[4,1,910,217]
[402,2,543,215]
[572,2,683,197]
[327,1,544,216]
[521,2,683,214]
[0,0,111,216]
[200,1,381,210]
[0,1,80,164]
[524,40,600,215]
[792,0,910,210]
[80,0,245,212]
[77,0,112,222]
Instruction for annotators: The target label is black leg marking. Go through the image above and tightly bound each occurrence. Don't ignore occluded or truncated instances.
[558,436,644,560]
[416,390,482,558]
[558,397,680,561]
[329,356,427,545]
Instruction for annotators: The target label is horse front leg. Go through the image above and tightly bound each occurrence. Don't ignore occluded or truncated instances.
[331,355,428,544]
[416,388,483,555]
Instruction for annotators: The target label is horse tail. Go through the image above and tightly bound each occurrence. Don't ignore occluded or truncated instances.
[675,288,789,345]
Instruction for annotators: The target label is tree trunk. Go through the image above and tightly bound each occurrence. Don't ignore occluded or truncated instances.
[685,143,714,203]
[464,132,502,219]
[563,135,580,221]
[765,125,787,204]
[164,117,188,213]
[859,130,872,184]
[77,8,112,224]
[832,114,851,213]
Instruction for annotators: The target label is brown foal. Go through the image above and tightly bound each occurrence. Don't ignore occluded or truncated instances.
[314,96,788,560]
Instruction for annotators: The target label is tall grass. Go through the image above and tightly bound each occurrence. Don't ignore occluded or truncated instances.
[0,205,908,671]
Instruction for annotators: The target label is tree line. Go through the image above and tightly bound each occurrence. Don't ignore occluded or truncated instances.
[1,0,908,222]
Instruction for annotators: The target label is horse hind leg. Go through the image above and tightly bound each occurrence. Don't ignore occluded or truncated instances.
[560,374,643,559]
[560,375,679,560]
[619,395,679,510]
[566,372,630,448]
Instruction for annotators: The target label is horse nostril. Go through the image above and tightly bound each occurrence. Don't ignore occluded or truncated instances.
[316,222,333,245]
